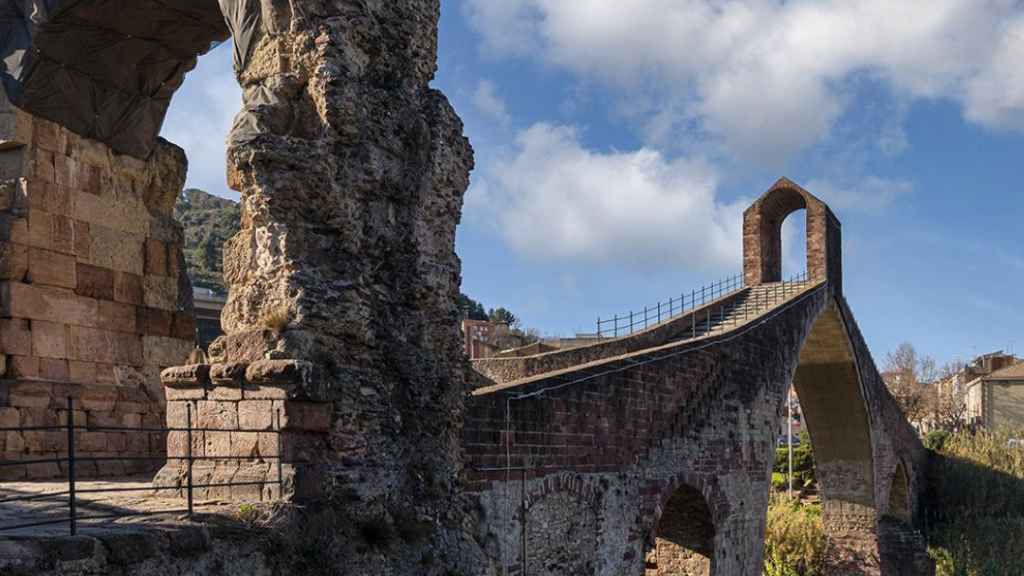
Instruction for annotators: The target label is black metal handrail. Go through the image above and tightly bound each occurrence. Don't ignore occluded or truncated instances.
[596,271,811,339]
[0,397,286,535]
[597,273,744,338]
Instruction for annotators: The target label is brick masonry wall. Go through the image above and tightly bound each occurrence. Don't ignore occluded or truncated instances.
[464,285,933,576]
[464,287,826,575]
[0,97,194,480]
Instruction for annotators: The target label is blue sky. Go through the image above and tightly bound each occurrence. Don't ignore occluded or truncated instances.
[163,1,1024,367]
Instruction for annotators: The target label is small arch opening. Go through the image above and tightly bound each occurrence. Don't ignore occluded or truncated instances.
[646,484,714,575]
[888,463,911,522]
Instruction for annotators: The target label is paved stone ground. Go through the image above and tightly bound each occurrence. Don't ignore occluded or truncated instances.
[0,477,239,536]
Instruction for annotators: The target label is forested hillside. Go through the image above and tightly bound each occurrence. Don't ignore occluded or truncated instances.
[174,188,240,293]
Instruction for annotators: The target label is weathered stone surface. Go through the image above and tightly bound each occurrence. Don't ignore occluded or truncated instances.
[75,262,115,300]
[0,318,32,356]
[244,359,310,387]
[143,3,480,572]
[29,319,66,359]
[160,364,211,388]
[278,401,331,432]
[210,362,247,386]
[143,336,192,368]
[0,240,27,280]
[237,400,273,430]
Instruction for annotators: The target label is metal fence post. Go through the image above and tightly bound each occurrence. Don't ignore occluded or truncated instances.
[276,409,284,500]
[657,301,661,323]
[596,316,601,338]
[613,314,619,338]
[186,402,194,518]
[66,396,77,536]
[629,310,634,334]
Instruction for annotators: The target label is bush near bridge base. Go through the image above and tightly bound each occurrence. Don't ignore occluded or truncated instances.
[763,494,827,576]
[927,428,1024,576]
[773,431,817,493]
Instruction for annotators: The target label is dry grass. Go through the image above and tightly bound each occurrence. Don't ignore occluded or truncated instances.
[261,306,293,333]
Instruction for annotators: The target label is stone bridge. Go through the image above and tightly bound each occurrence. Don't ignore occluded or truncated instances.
[0,2,930,575]
[464,180,931,575]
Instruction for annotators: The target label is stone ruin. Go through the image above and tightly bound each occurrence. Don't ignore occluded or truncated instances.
[0,3,936,576]
[0,104,194,479]
[1,0,484,572]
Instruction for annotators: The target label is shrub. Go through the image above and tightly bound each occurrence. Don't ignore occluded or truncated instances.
[924,429,950,451]
[927,428,1024,575]
[763,494,826,576]
[773,431,817,491]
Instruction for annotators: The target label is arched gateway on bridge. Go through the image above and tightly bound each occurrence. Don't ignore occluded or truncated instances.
[466,179,932,575]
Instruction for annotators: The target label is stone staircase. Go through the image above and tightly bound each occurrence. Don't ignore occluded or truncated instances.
[663,280,813,342]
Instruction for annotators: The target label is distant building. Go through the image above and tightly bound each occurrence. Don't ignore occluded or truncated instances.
[193,288,227,350]
[960,352,1024,429]
[460,320,607,360]
[779,387,804,440]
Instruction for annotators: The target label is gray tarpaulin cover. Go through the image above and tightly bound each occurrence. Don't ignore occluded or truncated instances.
[0,1,260,158]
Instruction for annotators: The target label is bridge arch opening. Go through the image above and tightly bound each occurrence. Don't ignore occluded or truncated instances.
[786,301,878,562]
[646,483,714,575]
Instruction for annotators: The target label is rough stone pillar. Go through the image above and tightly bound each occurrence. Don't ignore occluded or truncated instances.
[155,0,474,539]
[0,91,194,480]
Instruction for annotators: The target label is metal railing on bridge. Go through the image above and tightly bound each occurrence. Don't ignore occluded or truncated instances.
[596,274,743,338]
[596,271,810,338]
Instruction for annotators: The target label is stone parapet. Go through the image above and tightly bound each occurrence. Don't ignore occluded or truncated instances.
[152,361,330,502]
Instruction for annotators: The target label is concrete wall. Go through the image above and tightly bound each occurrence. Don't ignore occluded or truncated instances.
[0,98,193,479]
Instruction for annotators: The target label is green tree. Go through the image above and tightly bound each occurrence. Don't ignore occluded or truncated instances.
[457,293,487,320]
[488,307,518,327]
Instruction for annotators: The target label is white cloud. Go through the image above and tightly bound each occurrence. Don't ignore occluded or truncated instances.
[472,79,511,126]
[161,42,242,200]
[964,17,1024,130]
[464,0,1024,163]
[469,123,744,269]
[806,176,913,212]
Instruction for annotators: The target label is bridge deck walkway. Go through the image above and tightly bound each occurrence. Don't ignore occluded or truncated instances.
[473,280,823,397]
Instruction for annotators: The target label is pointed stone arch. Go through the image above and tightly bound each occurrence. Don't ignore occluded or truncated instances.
[887,461,911,522]
[743,178,843,293]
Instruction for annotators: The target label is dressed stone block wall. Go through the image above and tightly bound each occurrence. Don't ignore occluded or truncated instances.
[0,95,193,479]
[152,359,331,502]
